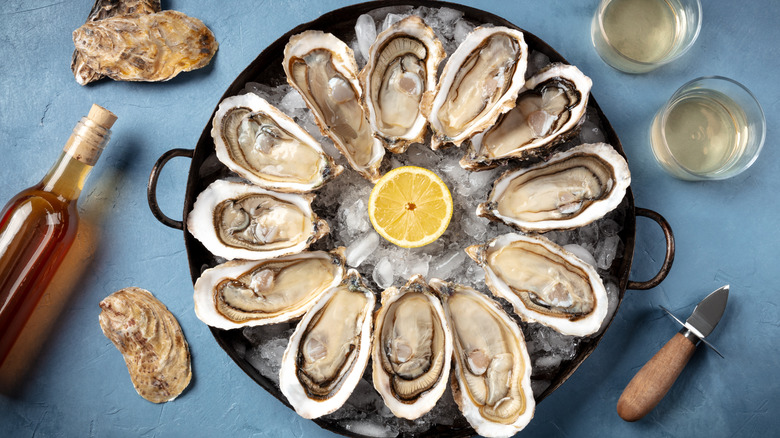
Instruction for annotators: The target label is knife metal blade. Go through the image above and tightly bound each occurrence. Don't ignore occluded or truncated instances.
[661,284,729,356]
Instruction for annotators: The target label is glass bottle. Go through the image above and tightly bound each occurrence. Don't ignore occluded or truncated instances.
[0,104,116,366]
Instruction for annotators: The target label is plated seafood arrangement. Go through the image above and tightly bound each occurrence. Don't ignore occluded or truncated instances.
[183,5,632,438]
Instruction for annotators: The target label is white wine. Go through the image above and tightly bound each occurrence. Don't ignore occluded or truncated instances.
[602,0,678,63]
[652,90,748,177]
[592,0,698,73]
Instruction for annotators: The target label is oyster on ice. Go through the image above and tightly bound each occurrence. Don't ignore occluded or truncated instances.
[425,26,528,149]
[193,249,346,329]
[462,63,592,169]
[372,275,452,420]
[279,270,375,419]
[477,143,630,232]
[284,31,385,182]
[211,93,343,193]
[429,279,534,438]
[187,180,328,260]
[360,16,445,153]
[466,234,608,336]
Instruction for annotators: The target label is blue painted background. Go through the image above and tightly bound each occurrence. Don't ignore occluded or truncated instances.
[0,0,778,436]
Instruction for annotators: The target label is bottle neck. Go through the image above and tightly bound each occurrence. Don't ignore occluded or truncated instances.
[41,152,94,202]
[40,117,111,202]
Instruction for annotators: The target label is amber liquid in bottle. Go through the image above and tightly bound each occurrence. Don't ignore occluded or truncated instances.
[0,105,116,366]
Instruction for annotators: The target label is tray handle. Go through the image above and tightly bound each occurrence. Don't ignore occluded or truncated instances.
[147,148,194,230]
[627,208,675,290]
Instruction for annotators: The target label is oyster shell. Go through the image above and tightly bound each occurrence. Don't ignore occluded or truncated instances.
[429,279,534,438]
[211,93,343,193]
[466,234,608,336]
[360,16,445,153]
[372,275,452,420]
[461,63,592,169]
[71,0,162,85]
[99,287,191,403]
[284,31,385,182]
[279,269,375,419]
[477,143,630,232]
[425,26,528,149]
[193,249,346,329]
[72,10,218,82]
[187,180,328,260]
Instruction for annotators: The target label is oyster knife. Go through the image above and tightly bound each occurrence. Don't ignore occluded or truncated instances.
[616,285,729,422]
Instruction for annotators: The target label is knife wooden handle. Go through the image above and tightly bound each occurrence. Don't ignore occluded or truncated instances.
[617,332,696,422]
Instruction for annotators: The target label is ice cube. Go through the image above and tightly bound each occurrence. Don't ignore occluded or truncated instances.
[355,14,377,63]
[563,243,597,268]
[372,258,394,289]
[346,232,380,267]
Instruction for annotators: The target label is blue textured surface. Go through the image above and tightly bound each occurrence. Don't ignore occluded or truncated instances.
[1,0,778,436]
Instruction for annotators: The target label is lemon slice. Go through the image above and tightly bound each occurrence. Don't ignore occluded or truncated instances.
[368,166,453,248]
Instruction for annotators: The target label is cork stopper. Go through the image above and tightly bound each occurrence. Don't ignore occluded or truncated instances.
[64,104,117,166]
[87,104,117,130]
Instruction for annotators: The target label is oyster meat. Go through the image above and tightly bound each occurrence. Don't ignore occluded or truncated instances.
[426,26,528,149]
[279,270,375,419]
[71,0,162,85]
[284,31,385,182]
[462,63,592,169]
[467,234,609,336]
[477,143,630,232]
[193,249,346,329]
[99,287,191,403]
[372,275,452,420]
[72,10,218,82]
[211,93,343,193]
[360,16,445,153]
[430,279,534,438]
[187,180,328,260]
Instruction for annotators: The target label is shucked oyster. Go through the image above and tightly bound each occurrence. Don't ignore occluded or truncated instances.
[360,16,445,153]
[187,180,328,260]
[477,143,630,232]
[467,234,609,336]
[71,0,162,85]
[279,270,375,419]
[211,93,343,193]
[425,26,528,149]
[99,287,191,403]
[72,10,218,82]
[372,275,452,420]
[284,31,385,182]
[193,249,345,329]
[462,63,592,169]
[429,279,535,438]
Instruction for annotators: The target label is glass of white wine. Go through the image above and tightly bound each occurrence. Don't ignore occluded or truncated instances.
[650,77,765,180]
[591,0,702,73]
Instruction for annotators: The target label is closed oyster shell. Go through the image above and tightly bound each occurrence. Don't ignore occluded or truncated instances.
[187,180,329,260]
[284,30,385,182]
[99,287,191,403]
[279,270,375,419]
[425,26,528,149]
[211,93,343,193]
[72,10,218,82]
[477,143,630,232]
[429,279,535,438]
[467,233,609,336]
[360,16,445,153]
[71,0,162,85]
[193,249,346,329]
[372,275,452,419]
